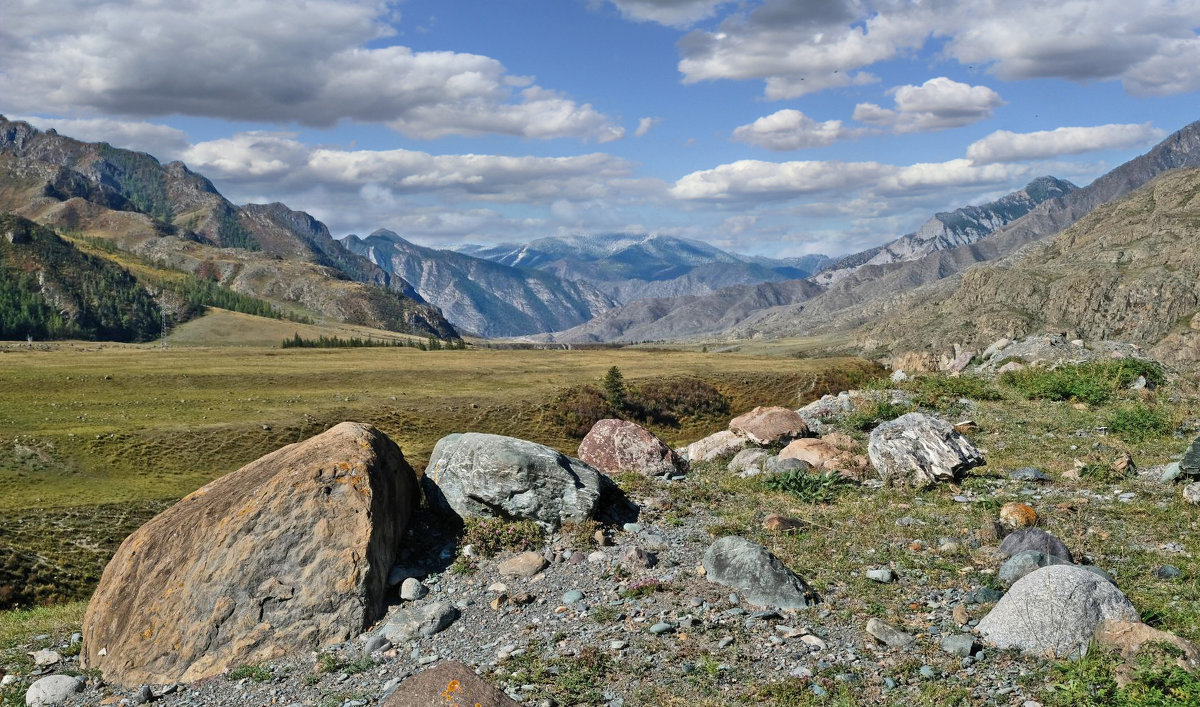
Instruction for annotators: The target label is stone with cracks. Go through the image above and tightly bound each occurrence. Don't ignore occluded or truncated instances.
[702,536,817,609]
[997,528,1073,562]
[577,419,687,477]
[684,430,749,463]
[423,433,602,529]
[728,448,769,477]
[868,413,985,487]
[729,406,810,445]
[977,565,1139,659]
[379,601,460,644]
[80,423,416,687]
[24,675,82,707]
[997,550,1071,586]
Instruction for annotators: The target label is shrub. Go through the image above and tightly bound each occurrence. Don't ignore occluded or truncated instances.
[551,385,619,438]
[761,470,844,504]
[603,366,627,409]
[1107,403,1173,443]
[228,664,272,682]
[628,377,730,425]
[1000,359,1165,406]
[460,517,544,558]
[620,579,670,599]
[902,375,1003,408]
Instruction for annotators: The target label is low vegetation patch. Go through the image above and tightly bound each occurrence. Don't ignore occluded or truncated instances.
[1106,403,1174,443]
[459,517,544,558]
[281,333,462,350]
[901,374,1004,408]
[1000,359,1165,405]
[840,399,914,432]
[552,369,732,438]
[760,470,845,504]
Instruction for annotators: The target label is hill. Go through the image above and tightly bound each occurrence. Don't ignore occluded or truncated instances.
[0,214,160,341]
[0,117,457,339]
[859,166,1200,364]
[343,229,616,337]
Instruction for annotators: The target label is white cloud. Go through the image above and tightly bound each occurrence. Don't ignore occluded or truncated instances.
[601,0,734,27]
[671,157,1027,201]
[178,132,638,203]
[852,78,1005,133]
[966,123,1167,164]
[674,0,1200,99]
[635,117,663,138]
[731,109,863,150]
[0,1,622,141]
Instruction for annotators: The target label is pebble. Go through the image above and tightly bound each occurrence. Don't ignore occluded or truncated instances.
[919,666,937,679]
[609,640,627,650]
[1155,565,1182,579]
[649,622,675,635]
[400,578,428,601]
[866,568,895,583]
[623,523,642,533]
[562,590,584,604]
[940,634,976,657]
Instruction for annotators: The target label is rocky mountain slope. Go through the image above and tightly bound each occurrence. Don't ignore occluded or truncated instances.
[859,166,1200,365]
[0,117,456,339]
[460,234,829,303]
[0,214,161,341]
[536,279,825,343]
[723,118,1200,342]
[811,177,1077,286]
[343,230,616,338]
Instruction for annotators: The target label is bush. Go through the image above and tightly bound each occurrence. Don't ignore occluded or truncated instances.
[628,377,730,425]
[1000,359,1166,406]
[761,470,844,504]
[1107,403,1173,443]
[460,517,544,558]
[902,375,1003,408]
[552,385,619,438]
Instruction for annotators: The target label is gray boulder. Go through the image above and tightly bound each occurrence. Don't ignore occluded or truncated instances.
[423,433,602,529]
[764,456,812,475]
[976,565,1139,659]
[997,529,1073,562]
[728,448,769,477]
[24,675,82,706]
[379,601,460,644]
[1179,436,1200,480]
[702,536,817,609]
[998,550,1071,586]
[868,413,984,487]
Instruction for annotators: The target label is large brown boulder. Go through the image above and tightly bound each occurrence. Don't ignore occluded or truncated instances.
[80,422,416,686]
[729,406,810,445]
[578,419,687,477]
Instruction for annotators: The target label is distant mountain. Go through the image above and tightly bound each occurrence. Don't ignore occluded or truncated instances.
[342,230,616,338]
[859,166,1200,365]
[811,177,1077,286]
[0,214,161,341]
[0,117,456,339]
[727,118,1200,342]
[458,234,830,303]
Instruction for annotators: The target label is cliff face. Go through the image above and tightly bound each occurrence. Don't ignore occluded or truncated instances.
[0,117,456,338]
[858,167,1200,364]
[343,230,616,338]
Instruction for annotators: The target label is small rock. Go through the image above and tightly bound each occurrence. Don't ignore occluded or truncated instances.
[800,634,827,650]
[562,590,584,604]
[952,604,970,624]
[763,514,804,532]
[649,622,675,635]
[999,502,1038,530]
[919,665,937,679]
[865,618,914,647]
[24,675,83,707]
[865,568,895,583]
[1155,565,1182,580]
[619,546,656,570]
[609,640,627,650]
[498,551,548,578]
[941,634,976,657]
[365,635,392,653]
[964,587,1004,604]
[29,649,60,668]
[998,550,1071,586]
[594,530,610,546]
[380,601,460,643]
[400,577,428,601]
[133,685,154,705]
[1010,467,1050,482]
[1185,482,1200,505]
[998,529,1073,562]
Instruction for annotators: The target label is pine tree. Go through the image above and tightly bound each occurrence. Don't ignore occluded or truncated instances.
[603,365,627,411]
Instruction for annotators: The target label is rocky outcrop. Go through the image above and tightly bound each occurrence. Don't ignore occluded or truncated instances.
[728,406,810,445]
[80,423,416,686]
[867,413,985,487]
[423,433,603,529]
[577,419,687,477]
[701,536,817,609]
[977,565,1139,659]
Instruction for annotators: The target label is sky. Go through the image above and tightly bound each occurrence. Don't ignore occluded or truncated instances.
[2,0,1199,258]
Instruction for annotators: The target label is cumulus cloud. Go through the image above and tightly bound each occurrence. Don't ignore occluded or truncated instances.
[671,157,1027,201]
[966,123,1167,164]
[0,0,623,141]
[635,117,663,137]
[601,0,734,26]
[674,0,1200,99]
[731,109,863,150]
[852,78,1005,133]
[178,132,637,203]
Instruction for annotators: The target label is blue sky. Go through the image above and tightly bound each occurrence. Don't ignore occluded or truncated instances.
[3,0,1199,257]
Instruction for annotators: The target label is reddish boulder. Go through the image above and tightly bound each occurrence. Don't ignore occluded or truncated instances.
[381,660,519,706]
[81,422,416,686]
[578,419,687,477]
[729,406,810,445]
